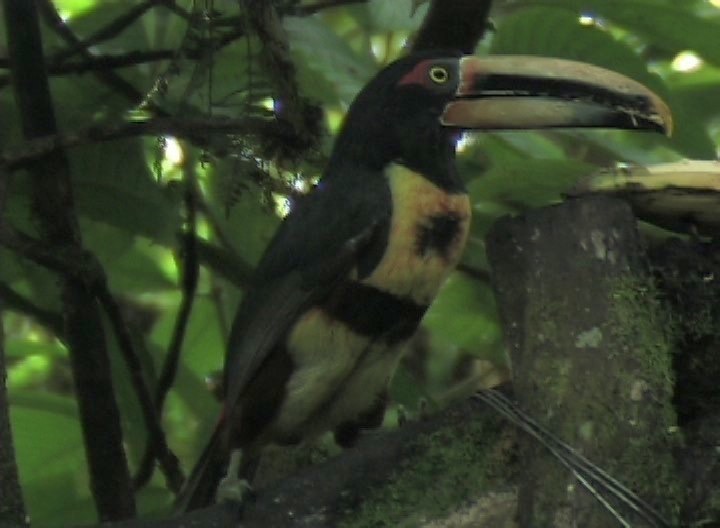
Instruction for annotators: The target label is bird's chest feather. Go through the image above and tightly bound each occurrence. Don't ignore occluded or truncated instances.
[363,164,471,305]
[274,166,470,441]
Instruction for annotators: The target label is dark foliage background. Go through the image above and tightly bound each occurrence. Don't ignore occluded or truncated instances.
[1,0,718,525]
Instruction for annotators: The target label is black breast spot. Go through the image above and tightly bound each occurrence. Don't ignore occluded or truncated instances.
[416,213,462,258]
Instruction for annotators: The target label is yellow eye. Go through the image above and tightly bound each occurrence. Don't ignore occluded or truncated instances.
[429,66,449,84]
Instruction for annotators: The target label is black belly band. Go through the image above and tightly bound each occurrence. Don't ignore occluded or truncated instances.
[320,281,427,344]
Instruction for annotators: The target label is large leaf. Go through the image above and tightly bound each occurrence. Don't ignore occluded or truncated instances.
[368,0,428,31]
[423,274,503,379]
[82,220,175,293]
[533,0,720,67]
[284,16,377,105]
[10,392,93,526]
[665,68,720,158]
[70,140,181,243]
[150,296,224,395]
[205,159,280,268]
[149,296,223,454]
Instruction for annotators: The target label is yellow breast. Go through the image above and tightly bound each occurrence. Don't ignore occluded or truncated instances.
[363,164,471,305]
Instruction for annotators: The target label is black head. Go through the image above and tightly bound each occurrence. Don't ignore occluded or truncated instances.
[327,50,465,183]
[326,51,672,185]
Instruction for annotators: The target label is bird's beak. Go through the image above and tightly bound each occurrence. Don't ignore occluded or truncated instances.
[442,55,672,136]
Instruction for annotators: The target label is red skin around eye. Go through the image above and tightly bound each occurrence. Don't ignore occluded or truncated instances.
[398,59,434,87]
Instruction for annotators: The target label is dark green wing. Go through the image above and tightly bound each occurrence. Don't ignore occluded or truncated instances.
[222,167,391,415]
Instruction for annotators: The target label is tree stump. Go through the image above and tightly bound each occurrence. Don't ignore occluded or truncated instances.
[486,196,681,527]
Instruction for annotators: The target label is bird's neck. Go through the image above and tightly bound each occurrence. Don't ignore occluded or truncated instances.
[327,127,465,193]
[395,133,464,192]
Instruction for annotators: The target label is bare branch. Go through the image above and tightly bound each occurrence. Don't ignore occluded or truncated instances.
[135,148,201,490]
[0,116,298,171]
[2,1,135,518]
[0,282,64,337]
[242,0,323,151]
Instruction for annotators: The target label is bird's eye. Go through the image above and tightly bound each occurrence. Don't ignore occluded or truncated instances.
[429,66,449,84]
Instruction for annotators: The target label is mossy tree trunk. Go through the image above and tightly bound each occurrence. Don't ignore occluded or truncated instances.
[486,196,682,527]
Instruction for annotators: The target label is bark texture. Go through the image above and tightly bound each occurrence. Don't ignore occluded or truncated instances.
[486,196,681,527]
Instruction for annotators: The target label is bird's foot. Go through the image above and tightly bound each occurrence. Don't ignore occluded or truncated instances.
[215,449,253,505]
[216,475,252,504]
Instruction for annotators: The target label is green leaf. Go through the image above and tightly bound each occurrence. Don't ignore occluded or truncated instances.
[466,143,595,211]
[149,297,222,446]
[368,0,428,31]
[82,220,175,292]
[150,296,224,391]
[666,69,720,158]
[424,274,503,380]
[533,0,720,67]
[285,16,377,105]
[390,366,430,409]
[10,393,93,525]
[5,340,66,361]
[205,160,280,267]
[70,140,181,243]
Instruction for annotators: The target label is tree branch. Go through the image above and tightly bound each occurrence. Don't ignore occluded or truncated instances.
[0,222,183,496]
[242,0,323,152]
[97,285,184,494]
[0,49,177,75]
[75,396,515,528]
[36,0,155,107]
[0,116,300,172]
[47,0,174,65]
[0,298,27,527]
[1,1,135,519]
[135,148,200,490]
[0,282,64,337]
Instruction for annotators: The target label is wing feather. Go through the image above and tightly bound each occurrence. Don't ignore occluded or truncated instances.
[222,168,391,417]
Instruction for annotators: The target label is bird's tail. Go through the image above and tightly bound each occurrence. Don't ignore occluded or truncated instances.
[174,425,227,513]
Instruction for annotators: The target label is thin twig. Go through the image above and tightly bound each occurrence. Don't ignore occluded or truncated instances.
[194,236,254,289]
[0,50,177,74]
[0,282,64,337]
[0,116,298,171]
[242,0,322,150]
[135,147,200,490]
[49,0,164,64]
[0,225,102,285]
[36,0,147,103]
[97,286,184,493]
[0,219,184,493]
[0,0,159,92]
